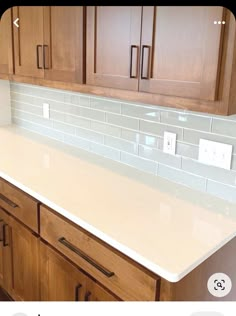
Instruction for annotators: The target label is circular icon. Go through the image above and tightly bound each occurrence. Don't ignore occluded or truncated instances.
[207,273,232,297]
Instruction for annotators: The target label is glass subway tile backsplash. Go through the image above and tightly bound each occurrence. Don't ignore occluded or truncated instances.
[10,82,236,203]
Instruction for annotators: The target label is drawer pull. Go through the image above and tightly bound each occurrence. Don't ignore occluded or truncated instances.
[58,237,115,278]
[0,193,18,208]
[75,283,82,301]
[3,223,9,247]
[85,291,91,301]
[0,219,3,242]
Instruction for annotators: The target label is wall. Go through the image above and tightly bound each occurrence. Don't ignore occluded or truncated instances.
[0,80,11,125]
[10,82,236,203]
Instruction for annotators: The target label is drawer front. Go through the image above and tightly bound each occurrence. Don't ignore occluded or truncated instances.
[0,178,39,232]
[40,205,160,301]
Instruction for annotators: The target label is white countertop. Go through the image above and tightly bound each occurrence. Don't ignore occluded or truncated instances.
[1,125,236,282]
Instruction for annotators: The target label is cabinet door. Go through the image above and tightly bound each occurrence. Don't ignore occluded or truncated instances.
[13,6,44,78]
[40,241,87,301]
[43,6,84,83]
[140,6,224,100]
[0,8,13,74]
[85,280,119,301]
[86,6,142,90]
[0,208,12,295]
[9,216,40,301]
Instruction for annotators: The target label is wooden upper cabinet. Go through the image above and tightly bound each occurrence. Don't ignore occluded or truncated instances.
[43,6,84,83]
[86,6,142,90]
[13,6,44,78]
[12,6,84,83]
[140,6,224,100]
[0,8,13,74]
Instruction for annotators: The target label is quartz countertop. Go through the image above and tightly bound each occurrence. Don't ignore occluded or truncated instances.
[1,125,236,282]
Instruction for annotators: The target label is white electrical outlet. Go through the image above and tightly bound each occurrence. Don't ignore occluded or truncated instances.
[163,132,176,155]
[43,103,50,119]
[198,138,232,170]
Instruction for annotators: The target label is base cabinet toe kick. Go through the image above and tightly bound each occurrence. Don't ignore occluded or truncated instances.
[0,177,235,301]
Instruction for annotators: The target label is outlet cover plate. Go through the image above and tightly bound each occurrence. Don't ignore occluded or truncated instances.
[198,138,232,170]
[43,103,50,119]
[163,132,176,155]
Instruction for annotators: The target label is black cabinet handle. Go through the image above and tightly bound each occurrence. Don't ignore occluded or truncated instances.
[141,45,151,79]
[36,45,43,69]
[75,284,82,301]
[130,45,139,78]
[58,237,115,278]
[43,45,49,69]
[0,193,18,208]
[0,220,3,242]
[3,224,9,247]
[85,291,91,301]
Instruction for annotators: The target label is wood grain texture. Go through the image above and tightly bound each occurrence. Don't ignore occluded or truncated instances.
[40,205,159,301]
[43,6,84,83]
[0,8,13,74]
[9,215,40,301]
[0,177,39,233]
[12,6,44,78]
[0,208,12,296]
[86,6,142,90]
[40,241,119,301]
[140,6,223,100]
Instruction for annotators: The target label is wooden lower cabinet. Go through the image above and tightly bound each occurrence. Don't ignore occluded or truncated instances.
[0,207,40,301]
[40,241,119,301]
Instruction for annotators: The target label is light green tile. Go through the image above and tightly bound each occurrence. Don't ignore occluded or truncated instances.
[10,92,35,105]
[90,143,120,161]
[207,180,236,203]
[212,118,236,138]
[139,145,181,168]
[182,157,236,186]
[183,129,236,153]
[106,113,139,130]
[91,121,121,137]
[104,136,138,154]
[176,141,198,159]
[64,114,90,129]
[13,109,53,128]
[158,164,206,192]
[91,98,121,113]
[11,101,42,115]
[53,121,76,135]
[161,111,211,131]
[76,127,103,143]
[121,152,157,174]
[121,103,160,122]
[63,134,90,150]
[140,120,183,140]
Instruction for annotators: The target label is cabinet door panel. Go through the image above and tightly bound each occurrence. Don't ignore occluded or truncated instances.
[43,6,84,83]
[85,280,119,301]
[40,241,87,301]
[140,6,224,100]
[13,6,44,78]
[10,216,40,301]
[0,208,12,295]
[0,8,13,74]
[87,6,142,90]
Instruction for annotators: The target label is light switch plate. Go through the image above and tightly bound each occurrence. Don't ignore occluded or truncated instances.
[43,103,50,119]
[198,138,232,170]
[163,132,176,155]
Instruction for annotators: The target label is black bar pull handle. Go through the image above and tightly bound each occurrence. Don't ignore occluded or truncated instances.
[141,45,151,79]
[36,45,43,69]
[85,291,91,301]
[0,193,18,208]
[75,284,82,301]
[3,224,9,247]
[0,220,3,242]
[58,237,115,278]
[43,45,49,69]
[130,45,139,78]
